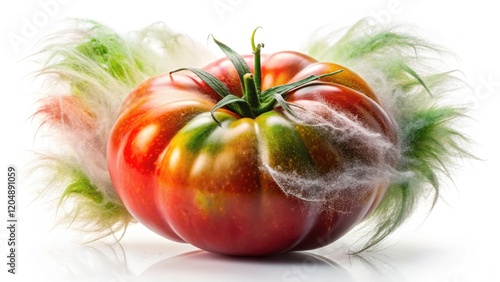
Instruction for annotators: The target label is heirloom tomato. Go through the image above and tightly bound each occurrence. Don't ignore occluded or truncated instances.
[107,33,397,256]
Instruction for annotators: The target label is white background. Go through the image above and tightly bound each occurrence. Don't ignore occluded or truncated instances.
[1,0,499,281]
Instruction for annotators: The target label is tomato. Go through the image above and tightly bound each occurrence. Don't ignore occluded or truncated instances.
[107,34,397,256]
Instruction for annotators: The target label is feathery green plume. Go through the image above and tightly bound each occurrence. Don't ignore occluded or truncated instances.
[33,19,212,239]
[304,19,472,251]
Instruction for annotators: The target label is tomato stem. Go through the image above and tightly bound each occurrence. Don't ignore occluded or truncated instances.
[251,27,264,95]
[170,30,343,125]
[243,73,259,110]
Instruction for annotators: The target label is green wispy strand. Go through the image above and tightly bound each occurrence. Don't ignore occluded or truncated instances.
[33,19,211,239]
[304,18,472,252]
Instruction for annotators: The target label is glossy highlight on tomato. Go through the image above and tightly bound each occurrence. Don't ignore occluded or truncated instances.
[107,35,397,256]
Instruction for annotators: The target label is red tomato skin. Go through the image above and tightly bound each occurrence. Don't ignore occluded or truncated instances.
[107,51,397,255]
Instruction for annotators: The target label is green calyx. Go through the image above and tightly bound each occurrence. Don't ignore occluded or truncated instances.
[171,28,342,126]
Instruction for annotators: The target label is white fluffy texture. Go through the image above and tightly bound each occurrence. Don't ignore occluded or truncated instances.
[301,19,472,251]
[51,22,213,202]
[33,20,216,235]
[265,101,398,203]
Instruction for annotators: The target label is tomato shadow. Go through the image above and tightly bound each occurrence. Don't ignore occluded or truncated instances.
[137,250,356,282]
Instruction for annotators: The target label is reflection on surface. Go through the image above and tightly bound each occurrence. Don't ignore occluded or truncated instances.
[45,242,135,281]
[24,230,472,282]
[138,250,355,282]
